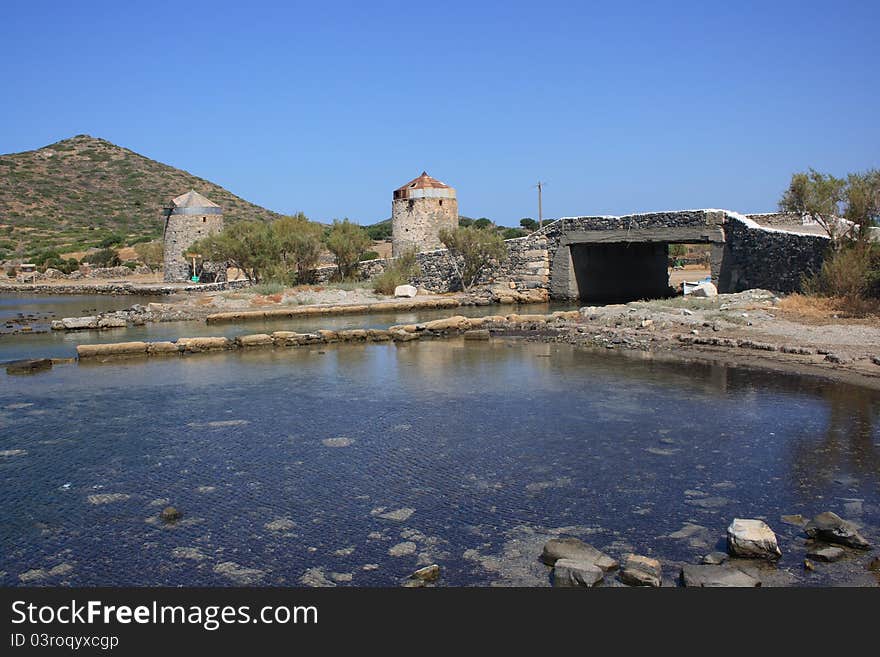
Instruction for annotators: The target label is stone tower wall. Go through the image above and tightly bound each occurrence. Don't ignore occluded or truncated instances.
[391,197,458,257]
[163,213,225,282]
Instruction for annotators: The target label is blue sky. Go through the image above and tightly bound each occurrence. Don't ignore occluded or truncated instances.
[2,0,878,225]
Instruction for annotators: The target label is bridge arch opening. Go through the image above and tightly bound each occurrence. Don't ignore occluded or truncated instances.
[550,230,725,303]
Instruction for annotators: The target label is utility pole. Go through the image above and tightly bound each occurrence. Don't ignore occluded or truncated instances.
[534,181,545,228]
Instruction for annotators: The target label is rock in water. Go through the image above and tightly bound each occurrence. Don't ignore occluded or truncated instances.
[160,506,182,522]
[394,285,418,298]
[540,537,618,572]
[619,554,662,587]
[701,552,729,565]
[5,359,53,375]
[804,512,871,549]
[726,518,781,559]
[806,546,845,562]
[411,565,440,582]
[680,565,761,587]
[552,559,604,588]
[867,557,880,572]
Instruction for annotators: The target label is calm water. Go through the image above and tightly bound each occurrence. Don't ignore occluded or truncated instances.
[0,294,569,362]
[1,341,878,586]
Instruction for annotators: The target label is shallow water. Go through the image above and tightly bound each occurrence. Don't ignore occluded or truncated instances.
[1,341,878,587]
[0,296,568,362]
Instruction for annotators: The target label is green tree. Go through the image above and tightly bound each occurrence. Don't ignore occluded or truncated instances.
[520,217,538,231]
[439,226,508,291]
[472,217,493,230]
[325,219,371,280]
[191,221,275,283]
[781,168,880,301]
[134,240,163,270]
[272,213,324,283]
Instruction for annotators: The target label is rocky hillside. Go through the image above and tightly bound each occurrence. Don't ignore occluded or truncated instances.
[0,135,282,260]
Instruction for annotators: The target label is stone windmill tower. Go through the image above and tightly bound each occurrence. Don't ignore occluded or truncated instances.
[391,172,458,257]
[162,190,225,282]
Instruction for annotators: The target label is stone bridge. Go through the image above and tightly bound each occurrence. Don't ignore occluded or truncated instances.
[364,209,830,303]
[493,209,829,302]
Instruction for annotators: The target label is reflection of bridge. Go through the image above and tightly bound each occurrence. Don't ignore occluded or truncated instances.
[507,210,829,303]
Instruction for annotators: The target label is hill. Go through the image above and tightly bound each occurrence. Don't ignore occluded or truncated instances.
[0,135,283,261]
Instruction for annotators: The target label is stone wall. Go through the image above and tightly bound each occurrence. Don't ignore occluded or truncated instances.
[391,196,459,257]
[719,213,828,293]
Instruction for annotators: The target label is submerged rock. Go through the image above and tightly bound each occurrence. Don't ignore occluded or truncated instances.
[540,537,618,572]
[701,552,729,565]
[680,565,761,587]
[388,541,417,557]
[804,512,871,550]
[806,546,845,563]
[411,564,440,582]
[619,554,662,587]
[552,559,604,588]
[160,506,182,523]
[727,518,781,559]
[265,518,295,531]
[6,359,52,375]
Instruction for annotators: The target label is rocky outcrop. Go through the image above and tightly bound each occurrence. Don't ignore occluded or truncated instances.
[804,512,871,549]
[552,559,604,588]
[619,554,662,587]
[540,537,618,572]
[680,565,761,587]
[726,518,782,559]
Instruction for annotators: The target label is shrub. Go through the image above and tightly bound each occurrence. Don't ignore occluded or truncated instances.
[360,251,380,261]
[439,226,508,291]
[252,281,285,295]
[520,218,538,231]
[372,249,421,295]
[98,233,124,248]
[134,240,163,270]
[89,248,121,268]
[325,219,371,280]
[502,228,527,239]
[803,243,879,301]
[122,261,138,270]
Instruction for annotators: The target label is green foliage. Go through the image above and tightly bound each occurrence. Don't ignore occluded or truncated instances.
[803,242,880,301]
[122,260,138,270]
[191,221,275,283]
[98,233,124,248]
[472,218,494,230]
[519,217,538,231]
[192,213,326,285]
[439,226,508,291]
[272,213,324,284]
[325,219,372,280]
[458,217,473,228]
[365,220,392,240]
[782,168,880,301]
[501,228,527,239]
[360,251,380,261]
[133,240,163,269]
[89,248,121,268]
[668,244,688,258]
[372,248,421,295]
[252,281,285,295]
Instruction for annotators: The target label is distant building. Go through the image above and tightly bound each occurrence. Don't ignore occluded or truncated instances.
[391,172,458,257]
[162,190,226,283]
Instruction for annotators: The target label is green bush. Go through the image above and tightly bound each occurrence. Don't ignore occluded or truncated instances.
[502,228,527,239]
[252,282,285,295]
[519,218,538,231]
[360,251,380,261]
[372,249,421,295]
[98,233,124,248]
[89,248,121,268]
[122,261,138,270]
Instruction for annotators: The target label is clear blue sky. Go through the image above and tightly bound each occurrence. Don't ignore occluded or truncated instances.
[2,0,878,225]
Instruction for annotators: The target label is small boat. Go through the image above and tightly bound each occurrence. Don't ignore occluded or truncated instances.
[683,276,712,295]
